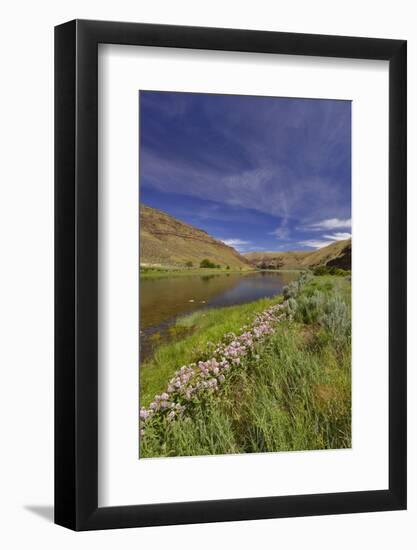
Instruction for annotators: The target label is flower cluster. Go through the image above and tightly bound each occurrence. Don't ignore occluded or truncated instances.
[140,301,289,433]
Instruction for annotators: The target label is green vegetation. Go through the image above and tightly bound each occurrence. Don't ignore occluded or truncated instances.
[140,266,251,279]
[199,258,220,268]
[185,261,193,268]
[140,294,284,406]
[313,265,350,276]
[140,274,351,457]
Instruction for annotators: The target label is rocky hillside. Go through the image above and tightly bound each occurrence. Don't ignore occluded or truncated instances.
[140,204,251,269]
[244,238,351,270]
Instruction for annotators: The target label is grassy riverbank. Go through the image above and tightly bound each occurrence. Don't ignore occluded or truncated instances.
[140,294,285,405]
[140,274,351,457]
[140,266,253,279]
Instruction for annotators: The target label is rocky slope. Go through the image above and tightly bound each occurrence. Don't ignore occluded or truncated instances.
[244,238,351,270]
[140,204,251,269]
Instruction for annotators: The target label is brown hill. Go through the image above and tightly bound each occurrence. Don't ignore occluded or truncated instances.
[244,239,351,270]
[140,204,251,269]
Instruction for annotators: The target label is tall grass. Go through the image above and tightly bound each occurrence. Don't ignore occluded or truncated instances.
[140,275,351,457]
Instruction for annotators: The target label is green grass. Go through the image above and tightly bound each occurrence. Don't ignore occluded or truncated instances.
[140,275,351,458]
[140,294,284,406]
[301,274,351,303]
[313,265,351,276]
[140,266,253,279]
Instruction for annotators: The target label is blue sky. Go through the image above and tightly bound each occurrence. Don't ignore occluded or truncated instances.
[139,91,351,253]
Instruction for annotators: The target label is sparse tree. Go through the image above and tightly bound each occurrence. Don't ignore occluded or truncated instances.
[200,258,216,268]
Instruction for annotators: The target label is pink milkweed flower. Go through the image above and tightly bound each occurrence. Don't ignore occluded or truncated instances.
[141,298,292,425]
[139,408,149,420]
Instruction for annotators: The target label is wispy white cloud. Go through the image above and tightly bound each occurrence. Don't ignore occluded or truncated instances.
[308,218,351,230]
[323,232,351,241]
[141,92,352,246]
[269,220,289,239]
[221,238,252,252]
[141,144,349,223]
[299,240,334,249]
[221,238,250,247]
[299,230,351,249]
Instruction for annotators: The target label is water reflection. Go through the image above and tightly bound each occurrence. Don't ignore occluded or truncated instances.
[140,271,297,362]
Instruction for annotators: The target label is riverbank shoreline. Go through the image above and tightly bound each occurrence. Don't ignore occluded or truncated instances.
[140,292,286,406]
[140,273,351,458]
[140,270,299,363]
[140,266,254,279]
[140,266,311,279]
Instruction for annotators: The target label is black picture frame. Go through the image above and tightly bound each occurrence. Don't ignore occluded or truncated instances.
[55,19,407,531]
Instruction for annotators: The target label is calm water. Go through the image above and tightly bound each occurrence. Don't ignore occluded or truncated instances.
[140,271,297,362]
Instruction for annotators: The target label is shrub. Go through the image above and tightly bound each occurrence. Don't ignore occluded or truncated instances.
[200,259,216,268]
[293,290,325,324]
[313,265,350,277]
[313,265,328,276]
[283,281,299,300]
[298,271,313,285]
[282,272,312,300]
[287,297,297,316]
[185,261,193,268]
[319,294,351,344]
[290,288,351,347]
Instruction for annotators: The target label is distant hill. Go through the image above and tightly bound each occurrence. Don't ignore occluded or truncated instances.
[140,204,251,269]
[244,238,351,270]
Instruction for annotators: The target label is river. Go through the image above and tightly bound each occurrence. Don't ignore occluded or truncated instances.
[140,271,298,362]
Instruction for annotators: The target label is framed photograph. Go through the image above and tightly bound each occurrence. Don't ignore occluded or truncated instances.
[55,20,406,530]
